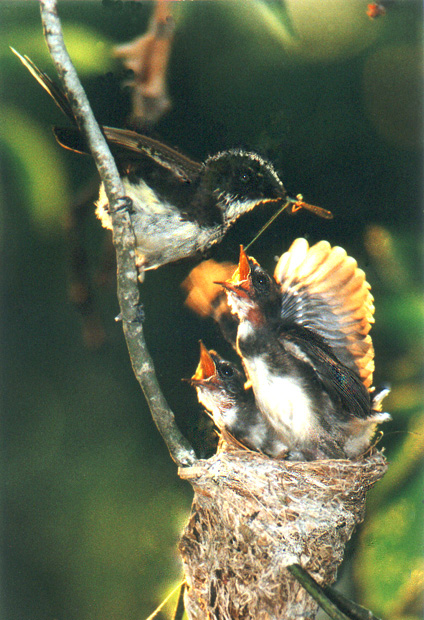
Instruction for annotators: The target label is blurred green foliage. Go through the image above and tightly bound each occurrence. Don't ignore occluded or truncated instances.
[354,228,424,620]
[1,105,70,228]
[1,1,422,620]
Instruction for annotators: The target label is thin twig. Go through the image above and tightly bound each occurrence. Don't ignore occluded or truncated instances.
[323,583,382,620]
[288,564,382,620]
[38,0,196,468]
[288,565,351,620]
[172,581,186,620]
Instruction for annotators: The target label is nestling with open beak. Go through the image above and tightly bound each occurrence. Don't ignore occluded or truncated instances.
[190,342,288,457]
[208,240,391,461]
[12,49,332,277]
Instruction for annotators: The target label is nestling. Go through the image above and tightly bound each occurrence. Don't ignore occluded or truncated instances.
[190,342,288,457]
[185,240,391,460]
[219,242,391,460]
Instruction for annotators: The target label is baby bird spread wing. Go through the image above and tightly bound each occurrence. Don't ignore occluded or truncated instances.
[183,259,239,346]
[274,238,375,388]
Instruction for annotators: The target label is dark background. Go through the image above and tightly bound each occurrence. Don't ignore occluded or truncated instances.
[1,1,423,619]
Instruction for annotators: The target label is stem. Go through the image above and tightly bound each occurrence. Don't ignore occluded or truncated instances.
[324,583,382,620]
[288,564,382,620]
[38,0,196,468]
[172,582,186,620]
[288,564,350,620]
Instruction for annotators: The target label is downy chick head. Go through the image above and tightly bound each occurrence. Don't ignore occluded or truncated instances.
[190,342,288,457]
[190,341,248,431]
[217,246,281,324]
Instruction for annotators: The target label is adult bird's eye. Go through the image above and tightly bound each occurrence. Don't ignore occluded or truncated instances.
[240,171,250,183]
[219,363,234,378]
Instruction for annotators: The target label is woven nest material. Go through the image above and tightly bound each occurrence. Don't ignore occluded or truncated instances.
[178,438,387,620]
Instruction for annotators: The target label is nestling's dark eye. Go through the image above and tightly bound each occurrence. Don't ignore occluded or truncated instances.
[218,362,234,378]
[253,270,270,292]
[240,171,250,183]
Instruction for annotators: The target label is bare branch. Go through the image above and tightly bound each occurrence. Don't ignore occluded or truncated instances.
[38,0,196,468]
[287,565,351,620]
[288,564,382,620]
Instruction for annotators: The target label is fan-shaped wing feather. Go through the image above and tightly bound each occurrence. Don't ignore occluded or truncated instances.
[275,239,375,388]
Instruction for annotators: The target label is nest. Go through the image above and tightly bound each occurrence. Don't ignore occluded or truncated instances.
[178,437,387,620]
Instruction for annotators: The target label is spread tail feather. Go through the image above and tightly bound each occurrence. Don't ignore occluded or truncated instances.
[10,47,74,121]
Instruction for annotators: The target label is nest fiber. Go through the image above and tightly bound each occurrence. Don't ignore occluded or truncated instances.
[179,443,387,620]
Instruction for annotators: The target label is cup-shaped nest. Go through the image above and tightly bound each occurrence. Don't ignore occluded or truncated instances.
[179,438,387,620]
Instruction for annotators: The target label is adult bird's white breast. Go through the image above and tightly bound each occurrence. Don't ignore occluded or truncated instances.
[95,179,217,270]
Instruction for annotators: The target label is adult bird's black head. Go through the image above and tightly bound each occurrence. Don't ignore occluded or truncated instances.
[200,150,287,220]
[12,48,331,276]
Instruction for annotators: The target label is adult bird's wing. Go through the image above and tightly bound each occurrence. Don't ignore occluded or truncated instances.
[274,238,375,388]
[12,48,202,183]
